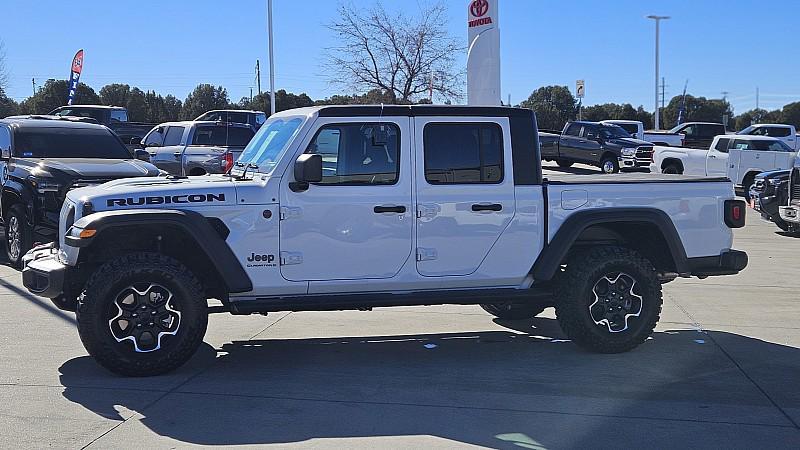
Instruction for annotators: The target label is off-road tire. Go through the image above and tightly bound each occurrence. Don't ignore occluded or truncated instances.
[554,246,662,353]
[77,253,208,377]
[5,204,33,268]
[556,160,573,168]
[481,302,546,320]
[662,164,682,175]
[600,156,620,174]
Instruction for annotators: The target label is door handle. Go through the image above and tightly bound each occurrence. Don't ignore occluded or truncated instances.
[374,205,406,214]
[709,155,716,158]
[471,203,502,212]
[173,152,182,157]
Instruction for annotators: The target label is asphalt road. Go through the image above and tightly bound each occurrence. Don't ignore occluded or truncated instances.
[1,168,799,448]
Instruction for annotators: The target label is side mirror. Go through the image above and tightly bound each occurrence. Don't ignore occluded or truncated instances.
[134,149,151,162]
[0,147,10,160]
[130,137,143,148]
[294,153,323,183]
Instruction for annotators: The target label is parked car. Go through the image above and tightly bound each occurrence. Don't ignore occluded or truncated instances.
[749,169,792,231]
[668,122,727,149]
[778,161,800,231]
[195,110,267,130]
[22,105,746,376]
[652,135,796,195]
[540,121,654,173]
[140,121,255,175]
[0,116,160,266]
[48,105,157,150]
[738,124,799,151]
[600,120,684,147]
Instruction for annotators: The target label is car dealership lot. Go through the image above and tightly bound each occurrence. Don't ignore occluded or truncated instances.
[1,171,799,448]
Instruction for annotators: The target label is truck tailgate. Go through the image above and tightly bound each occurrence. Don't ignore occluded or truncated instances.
[544,174,735,258]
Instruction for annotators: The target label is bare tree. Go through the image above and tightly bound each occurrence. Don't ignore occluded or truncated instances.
[325,1,463,104]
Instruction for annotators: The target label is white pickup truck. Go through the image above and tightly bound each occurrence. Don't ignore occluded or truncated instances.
[20,105,747,376]
[652,135,797,194]
[600,120,684,147]
[737,123,799,151]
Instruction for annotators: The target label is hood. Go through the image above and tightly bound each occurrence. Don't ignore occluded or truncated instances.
[16,158,160,179]
[606,137,652,147]
[755,169,791,180]
[66,174,240,210]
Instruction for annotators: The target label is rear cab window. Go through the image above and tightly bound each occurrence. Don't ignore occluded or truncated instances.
[163,127,185,146]
[192,125,254,147]
[714,138,731,153]
[564,123,582,136]
[110,109,128,122]
[423,123,503,184]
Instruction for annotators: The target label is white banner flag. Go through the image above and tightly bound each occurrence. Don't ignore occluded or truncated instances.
[467,0,500,106]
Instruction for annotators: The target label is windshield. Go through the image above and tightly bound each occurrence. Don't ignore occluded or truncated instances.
[236,116,305,173]
[13,127,132,159]
[599,125,632,139]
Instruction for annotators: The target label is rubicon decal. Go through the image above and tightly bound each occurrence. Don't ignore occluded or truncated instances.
[106,193,226,207]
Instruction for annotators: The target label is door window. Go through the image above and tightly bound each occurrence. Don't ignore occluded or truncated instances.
[0,125,10,153]
[144,127,166,146]
[163,126,185,146]
[110,109,128,122]
[305,123,400,185]
[192,125,254,146]
[714,138,731,153]
[423,123,503,184]
[766,127,791,138]
[681,125,696,136]
[564,123,582,136]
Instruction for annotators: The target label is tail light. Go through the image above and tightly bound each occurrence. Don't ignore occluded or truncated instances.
[222,152,234,173]
[724,199,746,228]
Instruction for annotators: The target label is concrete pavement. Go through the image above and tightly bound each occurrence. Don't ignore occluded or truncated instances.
[0,176,798,448]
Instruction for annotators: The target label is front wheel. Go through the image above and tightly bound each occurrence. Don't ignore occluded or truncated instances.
[77,253,208,376]
[600,157,620,174]
[556,160,573,168]
[554,246,662,353]
[5,204,33,268]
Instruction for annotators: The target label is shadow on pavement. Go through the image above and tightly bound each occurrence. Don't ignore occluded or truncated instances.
[541,165,598,175]
[58,317,800,447]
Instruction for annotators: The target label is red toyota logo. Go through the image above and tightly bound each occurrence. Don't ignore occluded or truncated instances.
[470,0,489,18]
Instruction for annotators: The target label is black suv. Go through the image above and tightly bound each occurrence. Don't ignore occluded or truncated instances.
[0,116,161,266]
[750,169,794,232]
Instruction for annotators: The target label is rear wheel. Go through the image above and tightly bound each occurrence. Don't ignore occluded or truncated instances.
[554,246,662,353]
[77,253,208,376]
[600,156,619,174]
[662,164,682,174]
[5,204,33,268]
[481,302,546,320]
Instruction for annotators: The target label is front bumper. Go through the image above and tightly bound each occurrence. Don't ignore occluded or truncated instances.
[687,249,748,277]
[779,205,800,224]
[619,155,652,170]
[21,244,67,300]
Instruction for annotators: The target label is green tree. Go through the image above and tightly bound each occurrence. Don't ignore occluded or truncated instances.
[519,86,577,131]
[99,83,131,107]
[780,102,800,129]
[239,90,316,115]
[125,88,148,122]
[0,88,18,118]
[181,84,230,120]
[18,79,100,114]
[661,95,733,129]
[315,89,395,106]
[734,108,782,130]
[163,95,182,121]
[580,103,653,129]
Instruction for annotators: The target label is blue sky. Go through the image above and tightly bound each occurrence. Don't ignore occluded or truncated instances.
[2,0,797,113]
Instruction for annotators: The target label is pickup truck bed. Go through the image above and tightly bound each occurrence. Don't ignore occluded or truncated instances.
[546,173,729,184]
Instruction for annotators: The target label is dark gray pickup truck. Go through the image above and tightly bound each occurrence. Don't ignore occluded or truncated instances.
[49,105,157,150]
[540,121,654,173]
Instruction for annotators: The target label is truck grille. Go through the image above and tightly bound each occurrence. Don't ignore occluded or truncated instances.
[791,169,800,206]
[636,146,654,164]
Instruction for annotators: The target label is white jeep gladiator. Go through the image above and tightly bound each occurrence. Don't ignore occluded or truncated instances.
[21,105,748,376]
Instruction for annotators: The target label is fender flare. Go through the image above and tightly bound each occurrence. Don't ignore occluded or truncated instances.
[532,208,689,281]
[2,181,37,224]
[69,209,253,293]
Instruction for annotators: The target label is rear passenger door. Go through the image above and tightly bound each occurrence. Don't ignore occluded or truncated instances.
[414,118,515,277]
[558,123,582,161]
[706,137,730,176]
[576,125,602,163]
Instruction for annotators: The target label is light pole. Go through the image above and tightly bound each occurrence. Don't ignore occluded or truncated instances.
[267,0,276,115]
[647,15,669,130]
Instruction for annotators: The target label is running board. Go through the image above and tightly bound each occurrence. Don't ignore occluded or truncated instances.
[226,288,553,315]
